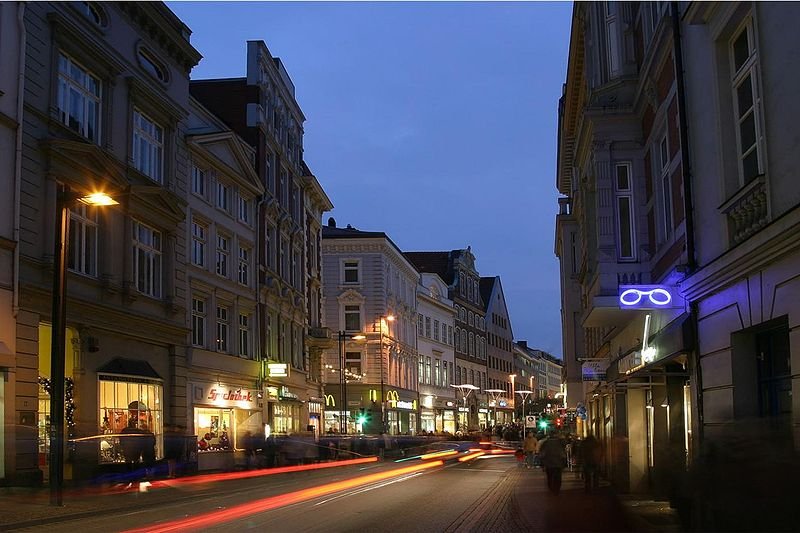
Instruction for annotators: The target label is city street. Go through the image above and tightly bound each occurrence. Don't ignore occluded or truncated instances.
[3,453,644,532]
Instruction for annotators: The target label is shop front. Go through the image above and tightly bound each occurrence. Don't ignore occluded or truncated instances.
[265,385,306,435]
[418,397,457,434]
[191,381,262,471]
[385,389,418,435]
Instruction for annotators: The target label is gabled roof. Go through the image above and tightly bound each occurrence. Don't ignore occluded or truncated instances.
[403,252,453,284]
[322,223,413,272]
[479,276,496,308]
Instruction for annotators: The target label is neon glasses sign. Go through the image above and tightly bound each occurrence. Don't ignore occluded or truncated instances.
[619,285,673,309]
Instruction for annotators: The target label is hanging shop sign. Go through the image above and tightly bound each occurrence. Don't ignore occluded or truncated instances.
[582,359,607,382]
[197,382,259,409]
[266,362,289,378]
[279,386,300,401]
[618,285,680,310]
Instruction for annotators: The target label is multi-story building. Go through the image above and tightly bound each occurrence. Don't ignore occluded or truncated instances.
[321,221,419,435]
[405,249,487,431]
[481,276,515,425]
[9,2,201,485]
[414,272,456,433]
[0,1,24,484]
[190,40,331,435]
[184,97,263,469]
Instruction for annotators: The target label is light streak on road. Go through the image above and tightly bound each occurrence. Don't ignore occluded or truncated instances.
[419,450,458,460]
[123,460,445,533]
[458,451,485,462]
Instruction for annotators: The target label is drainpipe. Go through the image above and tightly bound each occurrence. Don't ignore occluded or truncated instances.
[13,2,26,318]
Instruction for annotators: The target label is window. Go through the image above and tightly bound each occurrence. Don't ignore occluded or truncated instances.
[132,110,163,183]
[68,205,97,276]
[238,245,250,285]
[468,312,474,327]
[425,317,431,338]
[80,2,106,26]
[192,297,206,347]
[731,19,763,184]
[57,53,100,142]
[216,305,229,352]
[345,351,362,377]
[98,378,162,464]
[433,320,440,341]
[418,314,424,336]
[343,260,359,284]
[461,330,467,354]
[605,1,620,77]
[132,220,161,298]
[217,181,230,212]
[448,326,453,345]
[344,305,361,332]
[191,166,206,197]
[442,323,447,343]
[191,221,206,267]
[658,135,673,238]
[442,361,449,387]
[469,332,474,356]
[615,163,635,259]
[138,48,168,83]
[265,152,275,195]
[238,313,250,358]
[216,235,229,277]
[425,356,432,385]
[266,224,276,270]
[238,194,251,224]
[434,358,441,387]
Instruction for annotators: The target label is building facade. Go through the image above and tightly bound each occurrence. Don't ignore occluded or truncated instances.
[10,2,201,485]
[321,221,419,435]
[415,273,456,434]
[481,276,515,425]
[405,249,488,431]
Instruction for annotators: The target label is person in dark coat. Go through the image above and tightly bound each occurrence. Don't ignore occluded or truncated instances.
[120,418,145,481]
[581,435,602,492]
[539,434,567,494]
[141,424,157,479]
[164,424,183,478]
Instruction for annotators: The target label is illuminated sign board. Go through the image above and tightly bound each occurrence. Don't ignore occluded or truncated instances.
[618,285,674,309]
[582,359,607,382]
[267,362,289,378]
[196,382,259,408]
[396,400,414,410]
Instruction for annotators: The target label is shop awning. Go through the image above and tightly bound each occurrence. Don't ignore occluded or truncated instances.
[97,357,162,380]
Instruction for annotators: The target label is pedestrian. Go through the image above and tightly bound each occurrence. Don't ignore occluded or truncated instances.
[523,431,538,469]
[120,418,144,485]
[164,424,183,478]
[539,433,567,494]
[581,434,602,492]
[141,423,156,480]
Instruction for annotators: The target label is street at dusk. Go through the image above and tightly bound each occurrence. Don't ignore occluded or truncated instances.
[1,1,800,532]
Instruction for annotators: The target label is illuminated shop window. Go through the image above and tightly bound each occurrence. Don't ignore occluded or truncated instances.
[195,407,233,452]
[98,378,163,464]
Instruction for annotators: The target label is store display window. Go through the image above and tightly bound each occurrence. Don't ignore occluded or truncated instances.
[98,378,163,463]
[195,407,233,451]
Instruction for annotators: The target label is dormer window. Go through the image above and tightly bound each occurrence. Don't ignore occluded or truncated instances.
[81,2,107,26]
[137,47,168,83]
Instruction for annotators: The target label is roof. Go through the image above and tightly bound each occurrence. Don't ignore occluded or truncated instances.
[97,358,162,380]
[403,252,453,284]
[322,224,415,273]
[479,276,496,308]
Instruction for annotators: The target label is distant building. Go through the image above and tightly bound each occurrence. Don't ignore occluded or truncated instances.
[481,276,515,424]
[321,221,419,435]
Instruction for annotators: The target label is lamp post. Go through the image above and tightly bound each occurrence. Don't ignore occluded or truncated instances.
[378,315,394,434]
[484,389,504,427]
[451,384,479,432]
[337,331,365,434]
[49,187,118,506]
[509,374,517,422]
[516,390,533,434]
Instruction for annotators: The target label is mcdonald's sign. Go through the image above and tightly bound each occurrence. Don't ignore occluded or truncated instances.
[324,394,335,407]
[369,389,378,402]
[386,390,400,408]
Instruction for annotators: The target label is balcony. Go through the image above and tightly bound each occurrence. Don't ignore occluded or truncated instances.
[720,176,768,245]
[582,263,649,328]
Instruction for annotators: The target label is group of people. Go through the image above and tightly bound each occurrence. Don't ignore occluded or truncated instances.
[521,431,603,495]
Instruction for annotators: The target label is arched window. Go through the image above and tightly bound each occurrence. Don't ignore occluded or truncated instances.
[461,330,467,354]
[137,46,168,83]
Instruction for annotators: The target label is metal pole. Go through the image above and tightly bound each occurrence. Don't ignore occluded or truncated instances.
[380,323,385,434]
[49,189,69,506]
[338,331,345,434]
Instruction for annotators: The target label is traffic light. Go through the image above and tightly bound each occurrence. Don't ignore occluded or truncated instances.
[538,417,549,430]
[357,408,368,425]
[555,416,563,428]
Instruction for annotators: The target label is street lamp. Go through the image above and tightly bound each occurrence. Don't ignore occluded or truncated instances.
[484,389,504,427]
[378,315,394,434]
[451,384,479,432]
[337,331,365,434]
[516,390,534,434]
[50,187,118,506]
[509,374,517,422]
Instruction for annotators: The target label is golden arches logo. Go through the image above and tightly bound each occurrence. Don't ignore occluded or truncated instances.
[386,390,399,408]
[369,390,378,402]
[324,394,335,407]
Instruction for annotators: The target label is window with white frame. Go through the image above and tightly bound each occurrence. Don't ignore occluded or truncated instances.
[216,305,229,352]
[238,194,251,224]
[216,181,230,212]
[238,313,250,358]
[57,53,100,142]
[191,220,206,267]
[216,234,229,278]
[604,2,620,77]
[418,314,424,336]
[658,134,673,239]
[468,311,474,327]
[281,238,290,279]
[238,245,250,285]
[461,330,467,354]
[731,19,763,184]
[433,319,440,341]
[132,110,163,183]
[343,260,359,284]
[266,224,276,270]
[191,165,206,198]
[425,356,432,385]
[615,163,636,259]
[68,205,97,276]
[448,326,453,345]
[132,220,161,298]
[425,317,431,338]
[192,297,206,347]
[344,305,361,332]
[469,332,474,356]
[345,351,362,377]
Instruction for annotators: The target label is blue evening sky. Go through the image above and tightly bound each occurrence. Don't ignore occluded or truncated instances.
[168,1,572,358]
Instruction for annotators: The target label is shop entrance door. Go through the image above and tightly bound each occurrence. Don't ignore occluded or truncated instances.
[756,323,791,439]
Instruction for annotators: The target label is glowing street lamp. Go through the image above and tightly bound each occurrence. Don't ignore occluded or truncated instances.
[50,188,119,506]
[516,390,534,432]
[484,389,504,426]
[451,384,479,432]
[378,315,394,434]
[509,374,517,421]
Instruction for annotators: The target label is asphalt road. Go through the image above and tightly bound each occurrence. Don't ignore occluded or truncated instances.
[16,455,522,533]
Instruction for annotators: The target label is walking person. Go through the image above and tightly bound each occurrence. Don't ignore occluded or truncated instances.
[539,432,567,494]
[523,431,538,469]
[164,424,183,478]
[581,434,602,493]
[120,418,144,487]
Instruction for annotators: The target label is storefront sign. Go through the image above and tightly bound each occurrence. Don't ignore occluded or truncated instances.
[478,408,488,413]
[198,382,259,408]
[266,362,289,378]
[279,386,299,400]
[267,386,280,401]
[445,401,455,407]
[618,285,675,309]
[582,360,607,382]
[458,407,470,412]
[499,400,508,407]
[395,400,414,410]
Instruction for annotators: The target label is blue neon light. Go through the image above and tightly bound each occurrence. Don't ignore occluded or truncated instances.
[619,287,672,307]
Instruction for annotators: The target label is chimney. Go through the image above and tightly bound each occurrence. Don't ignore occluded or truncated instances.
[518,340,528,350]
[327,217,336,228]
